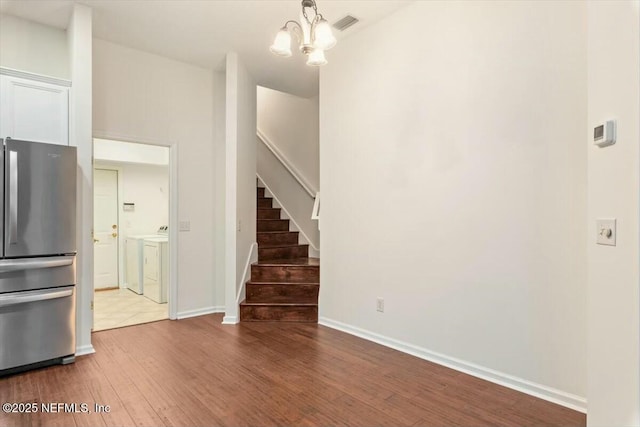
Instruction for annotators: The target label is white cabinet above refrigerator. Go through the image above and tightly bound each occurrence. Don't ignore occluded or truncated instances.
[0,71,70,146]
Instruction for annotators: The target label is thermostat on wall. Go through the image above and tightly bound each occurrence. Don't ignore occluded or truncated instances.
[594,120,616,147]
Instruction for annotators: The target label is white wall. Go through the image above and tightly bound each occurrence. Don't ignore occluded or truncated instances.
[94,138,169,166]
[257,86,319,191]
[257,140,319,252]
[94,162,169,237]
[586,1,640,425]
[94,161,169,291]
[67,4,93,355]
[319,0,587,410]
[93,38,219,316]
[236,56,257,307]
[223,53,257,323]
[256,86,320,251]
[0,14,70,79]
[213,71,227,312]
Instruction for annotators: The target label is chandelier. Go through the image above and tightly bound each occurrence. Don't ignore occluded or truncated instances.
[270,0,337,66]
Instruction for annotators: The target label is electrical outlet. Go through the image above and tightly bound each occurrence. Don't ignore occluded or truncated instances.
[179,220,191,232]
[376,297,384,313]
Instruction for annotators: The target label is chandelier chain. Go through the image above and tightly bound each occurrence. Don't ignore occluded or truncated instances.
[302,1,318,24]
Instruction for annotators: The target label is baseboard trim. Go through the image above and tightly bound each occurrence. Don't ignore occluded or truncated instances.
[222,315,238,325]
[94,286,119,292]
[318,317,587,413]
[176,306,224,320]
[75,344,96,357]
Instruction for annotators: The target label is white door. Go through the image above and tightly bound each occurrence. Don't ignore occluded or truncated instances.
[94,169,119,289]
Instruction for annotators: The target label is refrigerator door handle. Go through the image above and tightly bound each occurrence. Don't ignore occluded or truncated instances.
[8,150,18,244]
[0,256,74,273]
[0,287,73,308]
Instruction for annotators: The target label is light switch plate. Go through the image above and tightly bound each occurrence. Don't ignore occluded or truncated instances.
[596,218,616,246]
[179,220,191,232]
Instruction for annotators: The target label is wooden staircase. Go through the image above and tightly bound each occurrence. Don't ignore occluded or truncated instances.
[239,186,319,322]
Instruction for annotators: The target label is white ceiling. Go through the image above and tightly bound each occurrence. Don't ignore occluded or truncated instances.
[0,0,411,97]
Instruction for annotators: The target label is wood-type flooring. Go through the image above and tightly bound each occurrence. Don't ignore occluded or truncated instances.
[0,314,585,426]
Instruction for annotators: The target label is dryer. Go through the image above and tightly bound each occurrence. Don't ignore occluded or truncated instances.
[143,236,168,304]
[125,226,167,295]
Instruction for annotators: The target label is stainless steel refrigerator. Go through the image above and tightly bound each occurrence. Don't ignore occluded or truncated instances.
[0,138,77,374]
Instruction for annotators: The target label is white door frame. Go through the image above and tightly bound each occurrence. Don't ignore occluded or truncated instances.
[92,132,179,320]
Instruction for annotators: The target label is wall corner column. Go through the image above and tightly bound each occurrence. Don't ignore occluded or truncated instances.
[67,3,94,354]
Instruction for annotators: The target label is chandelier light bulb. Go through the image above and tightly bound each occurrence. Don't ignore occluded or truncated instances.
[306,48,327,66]
[313,18,336,50]
[270,0,335,66]
[270,28,292,57]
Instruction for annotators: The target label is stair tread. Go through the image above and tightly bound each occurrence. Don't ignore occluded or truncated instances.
[249,187,318,323]
[254,257,320,266]
[240,301,318,307]
[247,281,319,285]
[258,243,308,248]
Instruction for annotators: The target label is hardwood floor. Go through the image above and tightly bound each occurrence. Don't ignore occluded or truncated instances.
[0,314,585,427]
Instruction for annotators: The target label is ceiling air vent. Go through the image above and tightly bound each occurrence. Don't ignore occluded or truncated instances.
[332,15,359,31]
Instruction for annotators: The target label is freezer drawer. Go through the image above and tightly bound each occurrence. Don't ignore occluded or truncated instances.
[0,285,75,372]
[0,255,75,294]
[4,139,76,258]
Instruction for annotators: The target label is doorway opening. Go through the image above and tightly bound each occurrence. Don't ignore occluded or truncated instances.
[92,138,171,331]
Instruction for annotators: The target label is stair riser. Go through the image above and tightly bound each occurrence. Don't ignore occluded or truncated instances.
[259,245,308,261]
[249,186,319,323]
[258,198,273,208]
[257,220,289,232]
[246,284,319,304]
[240,305,318,322]
[257,209,281,220]
[251,265,319,283]
[257,232,299,246]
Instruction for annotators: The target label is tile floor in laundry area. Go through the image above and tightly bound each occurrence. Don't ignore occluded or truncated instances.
[93,288,168,331]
